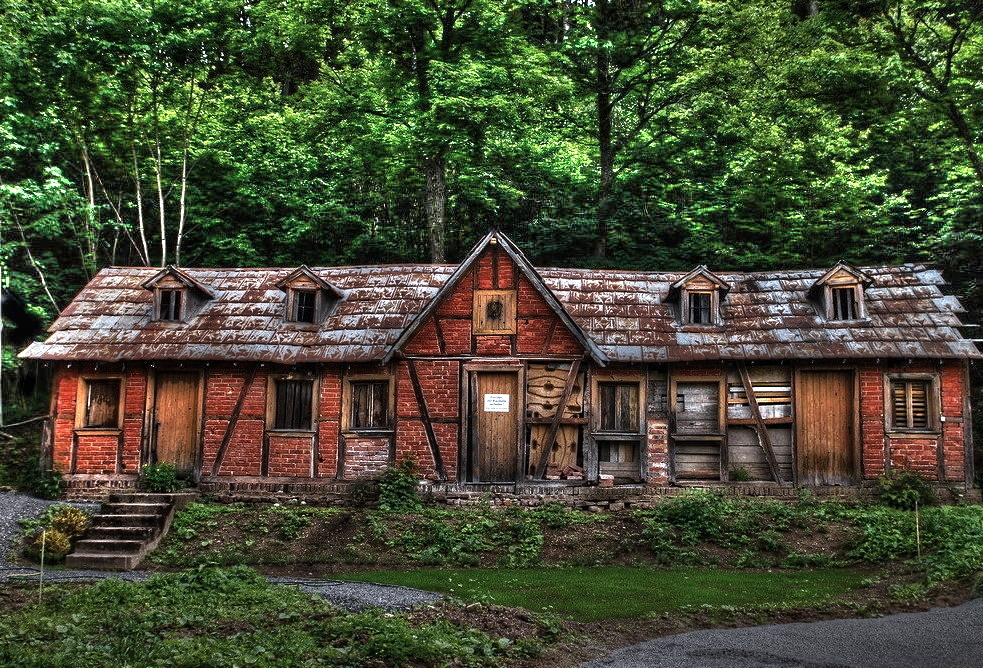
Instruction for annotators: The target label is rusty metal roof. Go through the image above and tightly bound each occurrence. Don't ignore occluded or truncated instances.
[19,262,981,364]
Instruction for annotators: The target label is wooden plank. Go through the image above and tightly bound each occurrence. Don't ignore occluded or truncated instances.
[534,358,582,479]
[153,371,199,475]
[476,371,519,482]
[737,362,784,485]
[796,370,855,485]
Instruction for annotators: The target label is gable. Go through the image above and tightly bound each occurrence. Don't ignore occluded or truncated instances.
[400,242,588,358]
[385,231,607,364]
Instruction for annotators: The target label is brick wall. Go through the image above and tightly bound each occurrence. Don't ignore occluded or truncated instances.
[858,360,968,482]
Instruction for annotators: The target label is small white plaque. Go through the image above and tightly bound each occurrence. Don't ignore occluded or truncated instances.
[483,394,510,412]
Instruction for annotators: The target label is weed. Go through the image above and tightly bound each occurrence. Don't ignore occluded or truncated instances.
[376,457,422,512]
[140,462,183,493]
[877,468,936,510]
[20,462,65,499]
[729,467,752,482]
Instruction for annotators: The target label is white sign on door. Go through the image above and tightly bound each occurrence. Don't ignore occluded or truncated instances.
[483,394,510,412]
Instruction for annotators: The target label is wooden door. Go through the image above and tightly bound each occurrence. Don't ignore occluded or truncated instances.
[796,370,855,486]
[153,371,200,476]
[471,371,519,482]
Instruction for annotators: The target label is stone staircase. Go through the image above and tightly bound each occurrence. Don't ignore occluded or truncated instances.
[66,492,198,570]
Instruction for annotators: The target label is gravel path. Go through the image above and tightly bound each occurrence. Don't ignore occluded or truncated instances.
[0,490,442,612]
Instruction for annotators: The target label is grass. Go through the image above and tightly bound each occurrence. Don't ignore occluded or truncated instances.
[0,566,540,668]
[336,566,870,622]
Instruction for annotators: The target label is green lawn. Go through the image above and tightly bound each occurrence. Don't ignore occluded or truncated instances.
[337,567,869,622]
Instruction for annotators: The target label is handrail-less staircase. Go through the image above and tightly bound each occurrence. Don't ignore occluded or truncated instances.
[66,492,198,571]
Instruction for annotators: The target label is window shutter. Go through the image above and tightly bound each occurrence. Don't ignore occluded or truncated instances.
[909,381,928,429]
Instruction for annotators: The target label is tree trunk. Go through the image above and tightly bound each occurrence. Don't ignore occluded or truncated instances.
[424,153,447,263]
[593,0,613,261]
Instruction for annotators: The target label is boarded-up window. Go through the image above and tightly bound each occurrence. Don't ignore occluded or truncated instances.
[274,379,313,431]
[831,287,858,320]
[159,289,183,321]
[84,379,120,428]
[687,292,713,324]
[598,383,640,432]
[890,379,932,431]
[351,381,389,429]
[292,290,316,323]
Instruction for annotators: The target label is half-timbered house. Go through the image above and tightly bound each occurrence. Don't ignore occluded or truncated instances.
[20,231,980,502]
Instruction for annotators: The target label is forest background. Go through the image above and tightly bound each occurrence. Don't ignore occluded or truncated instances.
[0,0,980,456]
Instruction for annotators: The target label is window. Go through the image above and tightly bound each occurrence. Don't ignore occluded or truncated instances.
[687,292,713,324]
[273,379,314,431]
[598,382,640,432]
[831,287,858,320]
[890,378,934,431]
[292,290,317,323]
[82,379,121,428]
[158,289,183,321]
[350,381,389,429]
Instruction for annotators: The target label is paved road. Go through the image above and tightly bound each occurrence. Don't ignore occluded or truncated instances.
[575,597,983,668]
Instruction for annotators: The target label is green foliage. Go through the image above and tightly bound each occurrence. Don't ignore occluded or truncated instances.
[877,469,937,510]
[139,462,183,493]
[19,461,65,500]
[49,505,91,539]
[22,527,72,563]
[18,504,91,563]
[375,458,422,513]
[0,566,535,667]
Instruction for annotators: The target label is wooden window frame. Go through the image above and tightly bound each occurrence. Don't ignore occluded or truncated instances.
[75,376,123,430]
[680,288,720,326]
[267,375,317,433]
[342,374,394,434]
[593,379,644,435]
[590,375,645,480]
[286,288,321,324]
[155,288,185,322]
[884,373,939,434]
[823,283,864,321]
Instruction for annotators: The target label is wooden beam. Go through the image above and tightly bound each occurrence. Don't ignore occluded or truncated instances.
[211,365,259,476]
[406,359,448,480]
[737,362,785,485]
[534,358,582,480]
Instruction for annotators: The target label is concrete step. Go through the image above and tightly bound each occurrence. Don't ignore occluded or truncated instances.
[99,502,171,516]
[66,552,142,571]
[67,491,198,571]
[73,538,145,555]
[84,526,157,541]
[91,513,166,528]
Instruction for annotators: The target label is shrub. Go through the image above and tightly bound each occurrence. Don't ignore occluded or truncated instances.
[20,462,65,499]
[877,469,936,510]
[140,462,183,492]
[376,457,422,512]
[49,505,91,539]
[23,528,72,563]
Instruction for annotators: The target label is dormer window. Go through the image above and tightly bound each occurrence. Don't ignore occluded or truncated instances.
[810,262,872,322]
[831,287,858,321]
[291,289,317,323]
[142,265,214,323]
[276,265,343,325]
[158,289,183,321]
[687,291,713,324]
[670,266,730,327]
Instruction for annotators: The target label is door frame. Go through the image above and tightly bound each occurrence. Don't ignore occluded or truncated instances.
[144,367,205,480]
[462,361,525,483]
[793,366,860,486]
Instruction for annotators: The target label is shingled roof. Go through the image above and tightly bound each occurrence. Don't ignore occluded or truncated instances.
[20,261,980,364]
